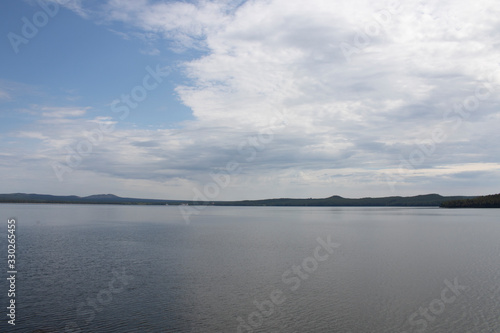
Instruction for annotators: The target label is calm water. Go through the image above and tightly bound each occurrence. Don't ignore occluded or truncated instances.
[0,204,499,332]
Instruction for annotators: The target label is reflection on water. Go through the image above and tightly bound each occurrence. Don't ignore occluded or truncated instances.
[1,205,499,332]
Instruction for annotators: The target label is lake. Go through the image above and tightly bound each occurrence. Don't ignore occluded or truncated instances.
[0,204,499,332]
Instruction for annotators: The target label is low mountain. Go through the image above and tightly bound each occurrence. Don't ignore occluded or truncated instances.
[0,193,179,205]
[215,194,471,207]
[84,194,121,200]
[0,193,476,207]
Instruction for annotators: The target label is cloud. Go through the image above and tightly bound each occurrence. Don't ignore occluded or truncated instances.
[0,89,11,101]
[44,0,89,18]
[41,107,89,118]
[0,79,42,103]
[17,131,49,140]
[5,0,500,199]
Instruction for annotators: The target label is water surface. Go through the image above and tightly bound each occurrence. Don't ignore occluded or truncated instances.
[0,204,499,332]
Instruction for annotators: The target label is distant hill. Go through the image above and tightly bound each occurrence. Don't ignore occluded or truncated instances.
[0,193,179,205]
[216,194,471,207]
[440,193,500,208]
[0,193,474,207]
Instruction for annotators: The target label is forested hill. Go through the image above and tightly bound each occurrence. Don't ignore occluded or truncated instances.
[217,194,470,207]
[0,193,473,207]
[440,193,500,208]
[0,193,178,205]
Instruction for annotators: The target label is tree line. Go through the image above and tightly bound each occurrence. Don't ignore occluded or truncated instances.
[440,193,500,208]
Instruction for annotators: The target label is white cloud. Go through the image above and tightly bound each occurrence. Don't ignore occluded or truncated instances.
[5,0,500,199]
[41,106,89,118]
[0,89,11,100]
[17,132,49,140]
[0,79,42,103]
[45,0,88,18]
[101,0,241,50]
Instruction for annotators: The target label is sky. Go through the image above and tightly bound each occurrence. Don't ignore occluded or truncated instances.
[0,0,499,200]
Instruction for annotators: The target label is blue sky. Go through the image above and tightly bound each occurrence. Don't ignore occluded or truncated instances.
[1,0,500,200]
